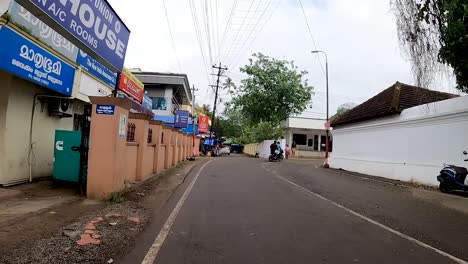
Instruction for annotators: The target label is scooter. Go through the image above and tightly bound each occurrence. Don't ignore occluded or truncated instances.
[269,151,284,162]
[437,151,468,193]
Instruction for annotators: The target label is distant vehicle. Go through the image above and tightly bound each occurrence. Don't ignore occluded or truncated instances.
[219,146,231,155]
[437,151,468,193]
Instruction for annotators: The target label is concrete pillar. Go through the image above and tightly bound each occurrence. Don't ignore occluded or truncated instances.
[162,126,172,169]
[150,121,163,174]
[129,113,153,181]
[171,128,179,165]
[87,97,132,200]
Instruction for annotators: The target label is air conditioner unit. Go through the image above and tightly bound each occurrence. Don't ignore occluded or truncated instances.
[48,98,73,118]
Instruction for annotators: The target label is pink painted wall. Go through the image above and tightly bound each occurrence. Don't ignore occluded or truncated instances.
[157,145,166,173]
[87,98,131,200]
[125,144,138,182]
[143,145,155,178]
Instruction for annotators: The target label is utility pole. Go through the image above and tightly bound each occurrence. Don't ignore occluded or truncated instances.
[311,50,330,168]
[209,62,228,153]
[191,85,198,159]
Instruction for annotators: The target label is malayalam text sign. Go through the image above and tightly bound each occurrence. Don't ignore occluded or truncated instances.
[96,104,114,115]
[118,69,144,102]
[76,50,116,87]
[20,0,130,72]
[0,26,75,96]
[9,1,79,62]
[198,115,209,133]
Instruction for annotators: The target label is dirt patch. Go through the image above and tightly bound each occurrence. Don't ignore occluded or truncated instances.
[0,159,203,263]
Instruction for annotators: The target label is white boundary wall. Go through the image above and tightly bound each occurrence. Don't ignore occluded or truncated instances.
[329,95,468,186]
[258,139,286,159]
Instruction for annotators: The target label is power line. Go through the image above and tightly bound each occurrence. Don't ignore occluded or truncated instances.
[203,0,214,65]
[220,0,257,66]
[218,0,238,59]
[162,0,182,72]
[215,0,220,60]
[188,0,212,84]
[298,0,325,76]
[227,0,281,70]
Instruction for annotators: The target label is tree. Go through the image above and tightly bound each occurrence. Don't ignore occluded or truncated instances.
[392,0,468,92]
[215,106,244,139]
[234,121,285,145]
[231,53,314,125]
[194,104,212,119]
[331,102,357,120]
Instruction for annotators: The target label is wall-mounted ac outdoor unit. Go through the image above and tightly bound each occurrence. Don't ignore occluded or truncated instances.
[48,99,73,118]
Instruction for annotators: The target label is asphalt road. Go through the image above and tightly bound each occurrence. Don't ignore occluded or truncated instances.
[120,157,468,264]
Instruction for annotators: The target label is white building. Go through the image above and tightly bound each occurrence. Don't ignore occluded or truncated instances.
[283,117,330,158]
[329,82,466,186]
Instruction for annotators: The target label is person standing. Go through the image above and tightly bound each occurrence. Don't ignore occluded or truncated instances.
[285,144,291,159]
[292,141,297,156]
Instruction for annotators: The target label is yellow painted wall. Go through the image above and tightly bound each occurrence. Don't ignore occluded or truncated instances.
[244,143,259,156]
[1,72,74,185]
[0,71,12,183]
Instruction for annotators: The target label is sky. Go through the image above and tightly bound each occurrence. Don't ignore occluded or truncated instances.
[108,0,457,118]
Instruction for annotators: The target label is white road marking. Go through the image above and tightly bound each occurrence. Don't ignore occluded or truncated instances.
[274,174,468,264]
[141,160,213,264]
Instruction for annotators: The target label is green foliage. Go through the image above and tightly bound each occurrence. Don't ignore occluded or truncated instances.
[436,0,468,91]
[106,192,125,203]
[234,121,285,145]
[392,0,468,92]
[194,104,212,119]
[231,53,314,125]
[215,106,244,139]
[330,102,357,121]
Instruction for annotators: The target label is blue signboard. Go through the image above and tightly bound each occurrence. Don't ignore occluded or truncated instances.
[174,110,189,128]
[142,94,152,111]
[0,26,75,96]
[9,1,79,62]
[76,50,117,87]
[96,104,115,115]
[26,0,130,71]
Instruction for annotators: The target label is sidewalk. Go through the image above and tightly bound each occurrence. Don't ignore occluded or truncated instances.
[0,158,204,264]
[0,180,81,224]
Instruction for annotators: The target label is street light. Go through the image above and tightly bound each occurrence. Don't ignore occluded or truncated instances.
[311,50,330,168]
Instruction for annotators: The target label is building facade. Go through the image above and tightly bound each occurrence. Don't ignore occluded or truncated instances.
[329,82,463,186]
[283,117,330,158]
[0,0,129,185]
[131,71,193,130]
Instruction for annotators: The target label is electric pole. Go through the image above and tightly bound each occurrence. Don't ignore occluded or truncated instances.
[209,62,228,151]
[191,85,198,159]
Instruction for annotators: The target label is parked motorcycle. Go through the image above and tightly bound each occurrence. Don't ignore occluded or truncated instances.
[437,151,468,193]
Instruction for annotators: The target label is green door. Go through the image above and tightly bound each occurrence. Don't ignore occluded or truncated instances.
[53,130,81,183]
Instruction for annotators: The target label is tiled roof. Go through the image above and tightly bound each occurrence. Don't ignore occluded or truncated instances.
[331,82,458,127]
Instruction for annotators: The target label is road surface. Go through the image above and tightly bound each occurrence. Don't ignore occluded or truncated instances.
[120,156,468,264]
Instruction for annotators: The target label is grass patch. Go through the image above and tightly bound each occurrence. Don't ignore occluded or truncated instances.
[106,191,125,203]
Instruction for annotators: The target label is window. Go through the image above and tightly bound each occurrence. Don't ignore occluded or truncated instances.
[161,132,164,144]
[313,135,319,151]
[147,128,153,143]
[320,135,327,151]
[292,134,307,145]
[127,123,136,142]
[307,138,313,147]
[152,97,167,110]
